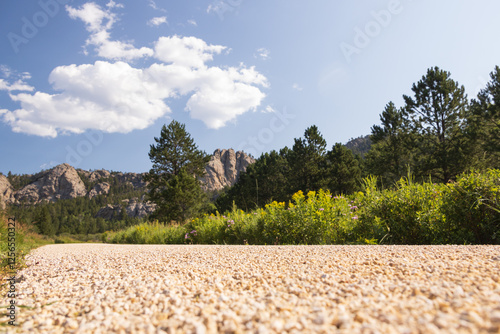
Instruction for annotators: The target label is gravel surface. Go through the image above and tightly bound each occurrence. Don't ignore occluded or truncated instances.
[2,244,500,333]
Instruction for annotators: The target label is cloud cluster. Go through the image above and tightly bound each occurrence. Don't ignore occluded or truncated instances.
[0,66,33,92]
[66,2,154,60]
[148,16,168,27]
[0,79,34,92]
[255,48,270,60]
[0,1,269,137]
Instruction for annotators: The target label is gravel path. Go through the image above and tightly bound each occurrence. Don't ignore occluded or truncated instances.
[2,244,500,333]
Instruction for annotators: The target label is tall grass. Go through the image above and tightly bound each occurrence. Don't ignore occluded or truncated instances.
[0,212,53,286]
[102,221,186,244]
[104,169,500,245]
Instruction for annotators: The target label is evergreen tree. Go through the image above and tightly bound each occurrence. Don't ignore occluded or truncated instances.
[403,67,471,182]
[365,102,412,185]
[216,149,291,211]
[326,143,362,195]
[470,66,500,168]
[145,121,210,223]
[37,206,55,236]
[288,125,328,193]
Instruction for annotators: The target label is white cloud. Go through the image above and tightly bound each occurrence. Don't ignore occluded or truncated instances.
[67,2,154,60]
[206,3,218,14]
[207,1,239,16]
[262,105,276,113]
[148,16,168,27]
[154,36,226,69]
[0,3,269,137]
[149,0,166,12]
[0,65,12,78]
[185,66,267,128]
[0,66,34,92]
[0,79,34,92]
[292,83,303,91]
[106,0,123,9]
[67,2,115,33]
[2,61,170,137]
[187,19,197,26]
[255,47,270,60]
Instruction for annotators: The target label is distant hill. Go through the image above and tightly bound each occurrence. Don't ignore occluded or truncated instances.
[1,149,254,220]
[345,135,372,158]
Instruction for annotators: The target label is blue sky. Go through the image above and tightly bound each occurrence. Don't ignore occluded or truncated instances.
[1,0,500,174]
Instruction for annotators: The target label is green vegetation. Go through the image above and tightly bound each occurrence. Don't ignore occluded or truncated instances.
[104,170,500,245]
[8,196,145,236]
[0,212,53,282]
[215,126,362,213]
[470,66,500,168]
[365,66,500,185]
[145,120,212,223]
[217,66,500,213]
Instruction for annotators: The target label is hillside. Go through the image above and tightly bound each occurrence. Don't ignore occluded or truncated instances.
[0,149,254,230]
[345,135,372,158]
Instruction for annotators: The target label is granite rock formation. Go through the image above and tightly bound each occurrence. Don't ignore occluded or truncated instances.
[95,199,156,220]
[2,149,253,220]
[88,182,111,199]
[0,174,14,210]
[202,149,255,192]
[14,164,87,204]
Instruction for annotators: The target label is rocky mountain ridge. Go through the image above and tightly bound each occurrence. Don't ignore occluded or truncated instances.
[202,149,255,192]
[0,149,254,218]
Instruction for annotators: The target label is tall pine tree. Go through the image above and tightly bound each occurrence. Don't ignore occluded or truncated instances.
[288,125,328,193]
[403,67,471,182]
[470,66,500,168]
[325,143,362,195]
[145,121,210,223]
[365,102,412,186]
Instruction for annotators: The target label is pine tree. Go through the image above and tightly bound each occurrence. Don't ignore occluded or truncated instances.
[403,67,471,182]
[326,143,362,195]
[365,102,412,185]
[37,206,55,236]
[216,149,291,211]
[470,66,500,168]
[145,121,210,223]
[288,125,328,193]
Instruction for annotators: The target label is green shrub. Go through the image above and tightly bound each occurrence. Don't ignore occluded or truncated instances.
[441,170,500,244]
[363,178,446,244]
[259,190,360,245]
[103,170,500,245]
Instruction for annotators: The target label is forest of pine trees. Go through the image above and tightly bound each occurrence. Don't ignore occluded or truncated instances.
[217,66,500,212]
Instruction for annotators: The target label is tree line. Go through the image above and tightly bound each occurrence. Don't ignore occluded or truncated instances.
[366,66,500,185]
[214,66,500,213]
[145,66,500,223]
